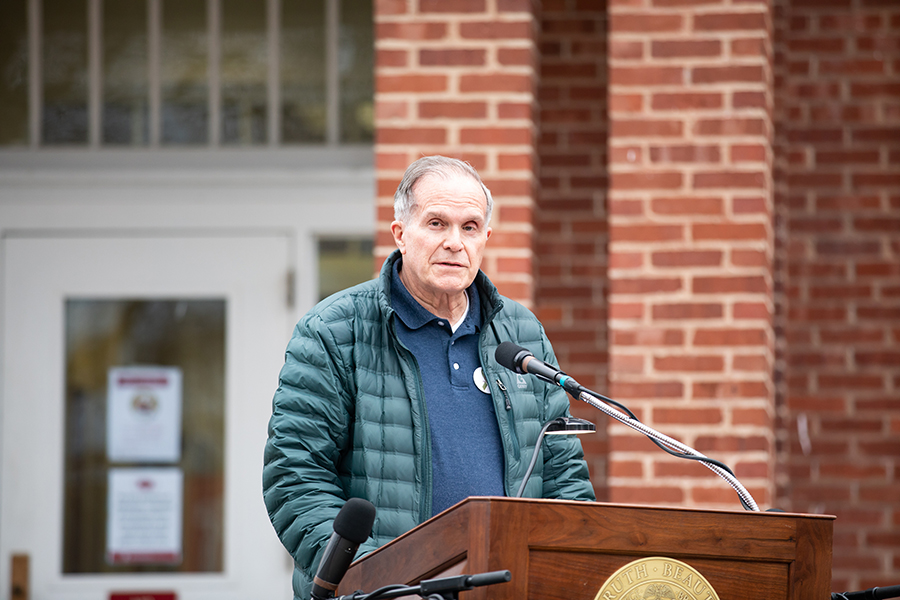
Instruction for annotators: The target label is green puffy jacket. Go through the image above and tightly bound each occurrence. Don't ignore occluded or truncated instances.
[263,251,595,599]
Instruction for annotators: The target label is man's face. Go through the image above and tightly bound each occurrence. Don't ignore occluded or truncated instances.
[391,172,492,305]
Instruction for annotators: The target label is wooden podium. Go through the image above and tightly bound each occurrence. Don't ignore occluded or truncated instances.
[338,497,834,600]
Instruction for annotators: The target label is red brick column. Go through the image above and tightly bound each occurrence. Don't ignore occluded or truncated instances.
[775,0,900,590]
[536,2,610,500]
[373,0,540,304]
[607,0,775,508]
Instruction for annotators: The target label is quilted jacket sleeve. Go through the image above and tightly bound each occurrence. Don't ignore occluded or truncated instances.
[262,312,380,595]
[536,333,597,502]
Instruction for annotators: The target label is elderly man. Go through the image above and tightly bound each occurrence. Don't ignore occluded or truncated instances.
[263,156,594,600]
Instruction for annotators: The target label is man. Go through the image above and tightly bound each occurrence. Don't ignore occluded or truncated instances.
[263,156,594,600]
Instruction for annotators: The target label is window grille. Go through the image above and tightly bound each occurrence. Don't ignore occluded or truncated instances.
[0,0,373,148]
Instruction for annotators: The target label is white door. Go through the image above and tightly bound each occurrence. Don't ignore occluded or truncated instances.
[1,233,294,600]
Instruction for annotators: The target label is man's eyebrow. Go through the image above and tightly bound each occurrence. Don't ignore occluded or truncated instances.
[422,209,485,223]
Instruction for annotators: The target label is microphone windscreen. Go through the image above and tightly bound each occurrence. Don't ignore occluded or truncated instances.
[333,498,376,544]
[495,341,529,371]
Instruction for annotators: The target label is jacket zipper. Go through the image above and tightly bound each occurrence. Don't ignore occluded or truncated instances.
[413,357,432,521]
[391,327,432,523]
[495,378,519,458]
[497,378,511,410]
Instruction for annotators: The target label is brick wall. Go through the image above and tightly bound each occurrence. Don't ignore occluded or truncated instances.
[606,0,776,508]
[774,0,900,591]
[373,0,541,303]
[373,0,900,590]
[536,0,610,500]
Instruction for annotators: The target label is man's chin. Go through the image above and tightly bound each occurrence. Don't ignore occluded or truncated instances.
[432,265,471,279]
[431,274,474,295]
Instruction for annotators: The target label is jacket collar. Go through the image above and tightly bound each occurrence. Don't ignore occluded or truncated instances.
[378,249,503,323]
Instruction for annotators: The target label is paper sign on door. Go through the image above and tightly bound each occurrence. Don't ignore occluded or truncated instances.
[106,468,183,565]
[107,366,182,463]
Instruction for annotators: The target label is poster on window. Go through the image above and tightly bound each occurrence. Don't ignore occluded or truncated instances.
[107,366,182,463]
[106,467,183,565]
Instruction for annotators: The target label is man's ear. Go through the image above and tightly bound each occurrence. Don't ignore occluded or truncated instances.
[391,220,406,254]
[485,226,492,241]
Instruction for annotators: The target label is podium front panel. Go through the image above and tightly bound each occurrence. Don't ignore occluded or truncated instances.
[339,498,834,600]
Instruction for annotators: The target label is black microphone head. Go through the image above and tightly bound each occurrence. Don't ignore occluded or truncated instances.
[333,498,376,544]
[495,341,532,373]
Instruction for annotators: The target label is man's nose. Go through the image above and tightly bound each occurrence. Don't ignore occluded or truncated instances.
[443,227,464,251]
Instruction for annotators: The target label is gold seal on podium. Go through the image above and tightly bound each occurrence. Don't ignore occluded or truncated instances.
[594,557,721,600]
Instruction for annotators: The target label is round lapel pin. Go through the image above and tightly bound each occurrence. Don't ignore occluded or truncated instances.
[473,367,491,394]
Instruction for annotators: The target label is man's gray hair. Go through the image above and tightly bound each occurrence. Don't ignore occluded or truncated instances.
[393,155,493,224]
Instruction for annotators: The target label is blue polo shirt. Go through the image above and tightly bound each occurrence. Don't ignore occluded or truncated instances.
[391,261,506,516]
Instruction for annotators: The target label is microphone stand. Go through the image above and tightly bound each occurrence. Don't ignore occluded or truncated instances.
[576,388,760,512]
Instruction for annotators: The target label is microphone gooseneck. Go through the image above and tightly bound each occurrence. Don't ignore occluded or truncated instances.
[495,341,760,512]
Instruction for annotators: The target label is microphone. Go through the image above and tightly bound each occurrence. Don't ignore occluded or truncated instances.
[311,498,377,600]
[834,586,900,600]
[419,570,512,597]
[494,341,583,395]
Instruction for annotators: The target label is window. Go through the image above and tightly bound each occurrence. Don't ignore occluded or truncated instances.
[0,0,373,148]
[318,237,374,301]
[64,299,226,573]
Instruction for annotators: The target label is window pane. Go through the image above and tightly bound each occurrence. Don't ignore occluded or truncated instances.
[64,299,225,573]
[0,0,29,145]
[161,0,208,145]
[339,0,373,144]
[43,0,89,144]
[281,0,326,144]
[103,0,149,145]
[221,0,267,145]
[318,237,374,300]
